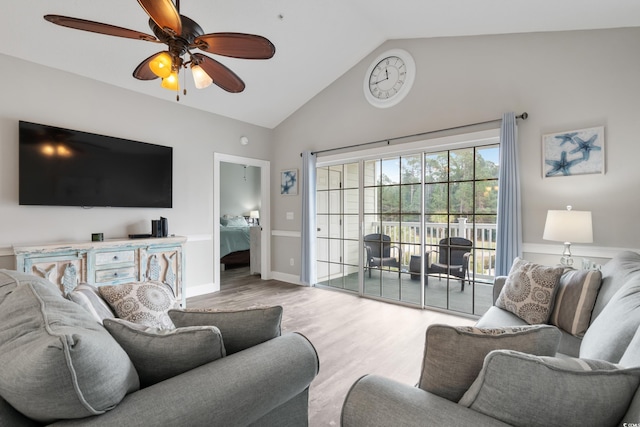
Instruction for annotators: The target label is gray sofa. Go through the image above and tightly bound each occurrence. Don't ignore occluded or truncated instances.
[0,270,319,426]
[342,251,640,426]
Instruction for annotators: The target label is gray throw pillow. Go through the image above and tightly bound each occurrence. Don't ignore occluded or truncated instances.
[103,318,226,387]
[581,276,640,363]
[67,282,116,323]
[168,306,282,355]
[418,324,561,402]
[0,270,139,423]
[495,258,564,324]
[549,268,602,337]
[99,281,178,329]
[459,350,640,427]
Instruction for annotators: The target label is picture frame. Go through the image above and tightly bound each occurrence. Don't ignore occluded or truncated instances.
[281,168,298,195]
[542,126,605,178]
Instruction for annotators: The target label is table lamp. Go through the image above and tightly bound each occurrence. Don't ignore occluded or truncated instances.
[543,205,593,266]
[250,210,260,226]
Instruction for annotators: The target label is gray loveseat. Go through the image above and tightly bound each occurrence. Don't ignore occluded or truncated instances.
[0,270,319,426]
[342,251,640,426]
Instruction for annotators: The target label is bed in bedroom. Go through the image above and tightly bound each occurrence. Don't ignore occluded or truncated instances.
[220,217,251,268]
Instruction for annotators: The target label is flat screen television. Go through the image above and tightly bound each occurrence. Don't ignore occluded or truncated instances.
[19,121,172,208]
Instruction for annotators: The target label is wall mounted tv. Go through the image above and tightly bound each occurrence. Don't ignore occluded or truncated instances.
[19,121,172,208]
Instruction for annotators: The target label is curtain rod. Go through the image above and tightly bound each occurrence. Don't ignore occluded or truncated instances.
[301,112,528,157]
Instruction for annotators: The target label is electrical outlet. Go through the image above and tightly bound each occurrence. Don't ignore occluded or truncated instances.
[289,258,294,266]
[286,211,294,220]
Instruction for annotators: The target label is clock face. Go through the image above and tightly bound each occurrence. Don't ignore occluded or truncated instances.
[364,49,415,108]
[368,56,406,100]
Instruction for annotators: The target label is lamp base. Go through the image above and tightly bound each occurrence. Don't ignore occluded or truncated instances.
[560,242,573,266]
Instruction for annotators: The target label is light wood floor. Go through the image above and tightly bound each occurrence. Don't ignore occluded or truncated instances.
[189,267,474,426]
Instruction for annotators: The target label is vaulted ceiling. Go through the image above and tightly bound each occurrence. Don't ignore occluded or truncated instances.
[2,1,639,128]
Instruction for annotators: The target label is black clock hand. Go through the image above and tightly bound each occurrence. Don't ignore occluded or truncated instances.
[373,69,389,84]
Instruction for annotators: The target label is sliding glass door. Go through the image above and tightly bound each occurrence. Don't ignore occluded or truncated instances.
[316,163,359,291]
[315,139,499,316]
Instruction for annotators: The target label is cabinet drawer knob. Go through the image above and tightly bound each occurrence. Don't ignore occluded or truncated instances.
[113,272,119,277]
[113,256,119,261]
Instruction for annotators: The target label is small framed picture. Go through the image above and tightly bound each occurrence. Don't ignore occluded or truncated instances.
[542,126,605,178]
[281,169,298,195]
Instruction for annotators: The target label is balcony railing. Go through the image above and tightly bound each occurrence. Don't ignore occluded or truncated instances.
[369,219,497,280]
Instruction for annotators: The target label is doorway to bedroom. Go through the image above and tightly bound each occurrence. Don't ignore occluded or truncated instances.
[213,153,271,292]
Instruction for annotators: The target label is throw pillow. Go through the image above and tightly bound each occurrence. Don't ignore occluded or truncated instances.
[417,324,561,402]
[495,257,564,324]
[549,268,602,337]
[0,270,139,423]
[459,350,640,427]
[99,281,178,329]
[580,275,640,363]
[67,282,116,323]
[226,216,248,227]
[103,318,226,387]
[169,306,282,355]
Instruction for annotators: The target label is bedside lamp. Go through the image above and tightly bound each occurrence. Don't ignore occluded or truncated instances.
[543,205,593,266]
[250,210,260,226]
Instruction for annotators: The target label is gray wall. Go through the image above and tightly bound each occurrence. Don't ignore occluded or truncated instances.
[270,27,640,276]
[2,27,639,287]
[220,162,261,218]
[0,53,272,294]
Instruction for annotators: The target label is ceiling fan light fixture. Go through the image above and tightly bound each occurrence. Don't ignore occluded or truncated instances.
[149,51,173,78]
[161,71,179,90]
[191,64,213,89]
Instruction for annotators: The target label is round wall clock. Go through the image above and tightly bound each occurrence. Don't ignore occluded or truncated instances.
[363,48,416,108]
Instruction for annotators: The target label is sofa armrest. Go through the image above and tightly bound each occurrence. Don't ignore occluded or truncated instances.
[341,375,510,427]
[49,333,319,427]
[493,276,508,304]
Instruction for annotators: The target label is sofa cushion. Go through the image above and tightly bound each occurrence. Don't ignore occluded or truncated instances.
[103,318,226,387]
[592,250,640,321]
[549,268,602,337]
[0,270,139,423]
[418,324,561,402]
[580,276,640,363]
[459,350,640,427]
[495,258,564,324]
[169,306,282,355]
[67,282,116,323]
[99,281,178,329]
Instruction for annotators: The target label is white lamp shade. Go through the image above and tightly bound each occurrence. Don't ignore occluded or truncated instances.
[543,209,593,243]
[191,64,213,89]
[250,210,260,219]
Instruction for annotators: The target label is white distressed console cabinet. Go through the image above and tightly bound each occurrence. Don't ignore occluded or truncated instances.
[13,236,187,306]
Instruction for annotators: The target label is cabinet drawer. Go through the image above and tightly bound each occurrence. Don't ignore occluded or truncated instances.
[95,250,135,266]
[95,266,136,284]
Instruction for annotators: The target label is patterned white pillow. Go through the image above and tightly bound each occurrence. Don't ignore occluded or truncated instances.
[99,281,178,329]
[496,258,564,324]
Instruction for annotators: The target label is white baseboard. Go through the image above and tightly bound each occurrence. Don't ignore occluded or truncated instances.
[270,271,304,286]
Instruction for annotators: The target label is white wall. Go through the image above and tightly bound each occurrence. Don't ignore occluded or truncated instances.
[0,53,273,294]
[220,162,261,218]
[270,27,640,275]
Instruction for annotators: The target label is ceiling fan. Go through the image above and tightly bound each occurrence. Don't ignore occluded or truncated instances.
[44,0,275,98]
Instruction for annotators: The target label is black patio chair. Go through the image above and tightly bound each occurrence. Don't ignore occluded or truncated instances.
[364,234,402,278]
[427,237,473,291]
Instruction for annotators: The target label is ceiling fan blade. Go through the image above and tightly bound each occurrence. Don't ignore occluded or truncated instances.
[44,15,157,42]
[133,53,162,80]
[193,53,245,93]
[194,33,275,59]
[137,0,182,36]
